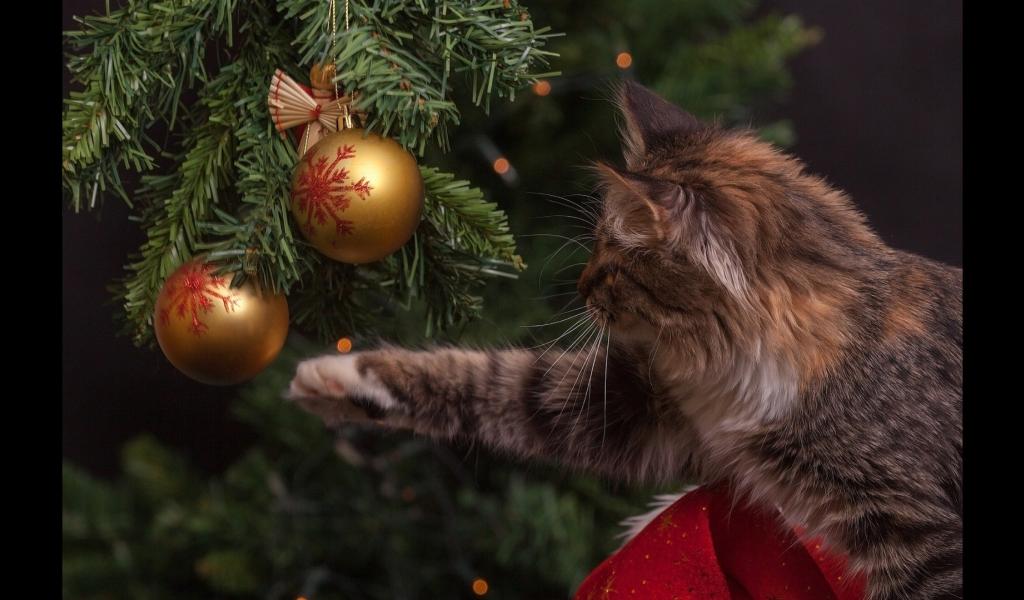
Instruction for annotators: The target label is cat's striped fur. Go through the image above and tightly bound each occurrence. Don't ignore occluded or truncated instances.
[288,81,962,599]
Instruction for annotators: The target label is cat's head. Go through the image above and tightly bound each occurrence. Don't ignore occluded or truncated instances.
[579,81,873,348]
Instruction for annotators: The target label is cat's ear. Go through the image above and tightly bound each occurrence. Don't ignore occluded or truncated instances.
[595,163,689,240]
[616,80,702,169]
[596,163,748,299]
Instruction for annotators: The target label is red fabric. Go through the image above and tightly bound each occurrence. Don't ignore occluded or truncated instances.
[574,485,865,600]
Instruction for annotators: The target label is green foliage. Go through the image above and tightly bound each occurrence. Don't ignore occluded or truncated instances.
[64,0,557,345]
[62,0,238,209]
[280,0,559,154]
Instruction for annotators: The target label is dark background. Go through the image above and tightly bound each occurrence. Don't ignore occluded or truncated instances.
[62,0,962,477]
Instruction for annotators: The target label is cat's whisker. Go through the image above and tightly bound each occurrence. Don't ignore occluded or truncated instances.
[521,305,591,329]
[562,323,602,414]
[572,324,605,440]
[580,325,607,424]
[539,211,596,222]
[552,261,588,278]
[648,326,665,383]
[546,275,581,283]
[533,290,581,301]
[546,293,589,323]
[541,325,603,448]
[536,236,593,287]
[540,221,596,236]
[550,324,603,430]
[528,313,592,357]
[559,194,602,223]
[526,316,598,430]
[534,233,593,262]
[533,213,597,229]
[528,192,601,224]
[601,329,611,451]
[518,233,594,249]
[541,320,599,379]
[531,293,589,333]
[532,314,593,362]
[544,309,593,327]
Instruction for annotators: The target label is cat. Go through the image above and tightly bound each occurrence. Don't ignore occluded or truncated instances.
[287,81,962,600]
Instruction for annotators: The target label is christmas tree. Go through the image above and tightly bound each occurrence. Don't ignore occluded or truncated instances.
[62,0,819,598]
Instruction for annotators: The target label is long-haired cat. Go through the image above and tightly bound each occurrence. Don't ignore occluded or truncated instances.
[287,81,962,600]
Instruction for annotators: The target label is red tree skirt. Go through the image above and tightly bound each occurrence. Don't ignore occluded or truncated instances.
[574,485,865,600]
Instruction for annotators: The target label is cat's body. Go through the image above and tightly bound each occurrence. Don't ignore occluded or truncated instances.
[288,82,962,599]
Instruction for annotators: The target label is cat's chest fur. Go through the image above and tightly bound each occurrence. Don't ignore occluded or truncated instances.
[650,344,819,532]
[652,344,799,445]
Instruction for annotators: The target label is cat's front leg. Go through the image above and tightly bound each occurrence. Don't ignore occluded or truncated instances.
[287,346,698,483]
[288,348,554,442]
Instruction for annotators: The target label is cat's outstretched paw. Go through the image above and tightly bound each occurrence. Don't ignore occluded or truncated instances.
[286,354,399,426]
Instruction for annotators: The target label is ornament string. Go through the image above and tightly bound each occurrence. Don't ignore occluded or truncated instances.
[328,0,356,131]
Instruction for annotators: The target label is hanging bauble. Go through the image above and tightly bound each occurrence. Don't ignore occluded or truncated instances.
[153,259,289,385]
[289,127,424,264]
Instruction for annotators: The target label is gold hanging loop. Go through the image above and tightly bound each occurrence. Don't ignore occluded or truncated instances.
[327,0,357,128]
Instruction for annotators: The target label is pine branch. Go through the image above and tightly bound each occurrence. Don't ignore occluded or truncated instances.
[63,0,238,211]
[200,8,307,293]
[66,0,557,343]
[280,0,560,154]
[420,166,519,263]
[118,59,245,342]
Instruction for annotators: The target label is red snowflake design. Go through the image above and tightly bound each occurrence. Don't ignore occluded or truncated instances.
[158,262,239,336]
[291,144,373,238]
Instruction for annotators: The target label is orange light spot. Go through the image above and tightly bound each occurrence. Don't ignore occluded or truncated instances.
[492,157,510,174]
[532,80,551,96]
[616,52,633,69]
[336,337,353,353]
[472,578,489,596]
[297,597,308,600]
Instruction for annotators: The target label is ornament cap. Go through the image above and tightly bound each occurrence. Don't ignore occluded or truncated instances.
[310,62,337,90]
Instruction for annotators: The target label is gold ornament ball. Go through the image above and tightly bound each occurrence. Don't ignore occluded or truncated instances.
[153,260,290,385]
[290,128,424,264]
